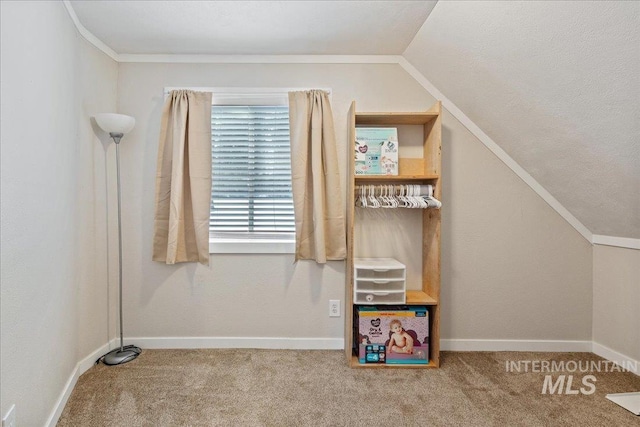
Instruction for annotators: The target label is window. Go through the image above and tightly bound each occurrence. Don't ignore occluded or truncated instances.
[162,86,329,253]
[209,101,295,253]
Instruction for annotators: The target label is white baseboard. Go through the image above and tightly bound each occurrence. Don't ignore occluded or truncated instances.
[592,342,639,376]
[129,337,595,352]
[126,336,345,350]
[441,339,593,352]
[45,339,118,427]
[129,337,595,353]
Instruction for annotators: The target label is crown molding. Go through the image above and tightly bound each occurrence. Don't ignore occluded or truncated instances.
[118,54,402,64]
[592,235,640,250]
[62,0,119,61]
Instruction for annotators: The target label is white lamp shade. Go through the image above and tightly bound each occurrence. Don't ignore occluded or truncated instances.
[94,113,135,134]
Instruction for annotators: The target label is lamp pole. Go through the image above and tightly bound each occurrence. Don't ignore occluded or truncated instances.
[100,131,141,365]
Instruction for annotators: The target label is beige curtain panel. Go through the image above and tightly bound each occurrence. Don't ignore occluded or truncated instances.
[152,90,212,265]
[288,90,346,263]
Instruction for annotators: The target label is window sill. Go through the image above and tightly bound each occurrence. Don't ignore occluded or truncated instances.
[209,239,295,254]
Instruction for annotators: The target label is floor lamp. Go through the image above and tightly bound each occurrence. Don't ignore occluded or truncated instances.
[94,113,142,366]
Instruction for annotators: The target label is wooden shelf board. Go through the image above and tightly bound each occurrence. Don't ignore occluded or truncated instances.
[406,290,438,305]
[356,112,439,125]
[349,355,438,369]
[355,175,439,182]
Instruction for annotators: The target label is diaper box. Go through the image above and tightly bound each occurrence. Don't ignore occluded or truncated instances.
[355,306,429,365]
[354,127,398,175]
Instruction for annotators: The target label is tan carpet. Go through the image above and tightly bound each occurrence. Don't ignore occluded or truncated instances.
[58,350,640,426]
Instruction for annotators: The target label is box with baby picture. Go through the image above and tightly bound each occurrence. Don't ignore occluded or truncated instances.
[355,306,429,365]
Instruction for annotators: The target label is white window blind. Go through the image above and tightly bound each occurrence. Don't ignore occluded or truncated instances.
[210,105,295,239]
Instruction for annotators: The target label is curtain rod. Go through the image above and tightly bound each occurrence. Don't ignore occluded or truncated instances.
[163,87,332,96]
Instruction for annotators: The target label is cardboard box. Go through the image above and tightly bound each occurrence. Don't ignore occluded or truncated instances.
[356,306,429,364]
[355,127,398,175]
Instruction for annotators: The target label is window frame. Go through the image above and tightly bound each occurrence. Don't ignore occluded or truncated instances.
[163,87,330,254]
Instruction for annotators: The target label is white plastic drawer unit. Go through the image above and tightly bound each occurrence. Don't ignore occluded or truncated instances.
[354,258,406,304]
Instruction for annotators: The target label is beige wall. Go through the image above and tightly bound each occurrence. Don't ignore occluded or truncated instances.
[0,2,117,425]
[593,245,640,361]
[117,62,593,343]
[441,107,593,340]
[76,37,119,360]
[116,63,428,341]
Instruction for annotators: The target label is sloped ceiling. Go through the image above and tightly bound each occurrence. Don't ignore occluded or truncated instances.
[404,1,640,238]
[69,0,437,55]
[67,1,638,238]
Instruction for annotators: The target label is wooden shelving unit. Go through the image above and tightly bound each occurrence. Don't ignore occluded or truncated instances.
[345,101,442,369]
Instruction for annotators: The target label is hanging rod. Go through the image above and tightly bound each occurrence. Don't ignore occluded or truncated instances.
[354,184,441,209]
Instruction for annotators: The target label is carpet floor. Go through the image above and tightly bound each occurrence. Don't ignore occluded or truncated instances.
[57,350,640,426]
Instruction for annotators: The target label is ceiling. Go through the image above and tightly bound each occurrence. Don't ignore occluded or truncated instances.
[69,0,437,55]
[404,1,639,239]
[68,1,639,239]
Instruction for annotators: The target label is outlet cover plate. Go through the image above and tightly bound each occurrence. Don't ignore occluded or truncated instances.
[329,300,340,317]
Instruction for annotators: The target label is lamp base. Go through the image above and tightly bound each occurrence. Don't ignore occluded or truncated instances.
[102,345,142,366]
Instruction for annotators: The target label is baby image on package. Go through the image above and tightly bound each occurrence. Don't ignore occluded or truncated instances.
[356,306,429,364]
[354,127,398,175]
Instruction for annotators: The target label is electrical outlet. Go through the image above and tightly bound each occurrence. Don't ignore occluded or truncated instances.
[2,404,16,427]
[329,300,340,317]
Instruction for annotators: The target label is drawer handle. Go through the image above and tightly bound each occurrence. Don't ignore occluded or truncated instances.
[372,280,390,284]
[372,292,390,296]
[373,269,389,272]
